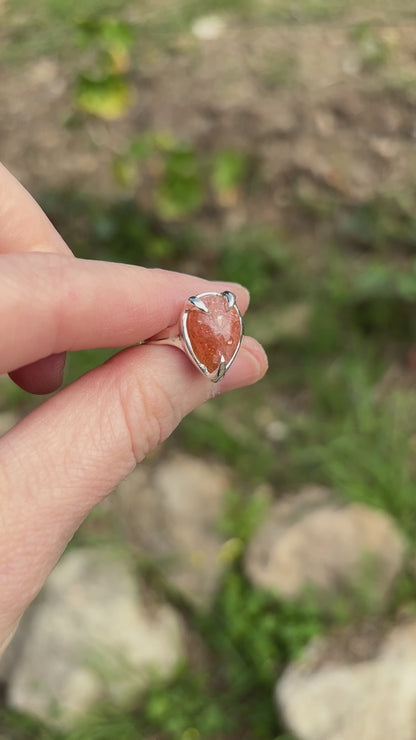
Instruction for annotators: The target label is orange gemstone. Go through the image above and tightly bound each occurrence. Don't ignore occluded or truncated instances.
[186,294,241,373]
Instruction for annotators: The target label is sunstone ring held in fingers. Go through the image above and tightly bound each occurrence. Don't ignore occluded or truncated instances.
[141,291,243,382]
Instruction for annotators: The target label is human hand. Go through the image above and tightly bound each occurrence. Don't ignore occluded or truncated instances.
[0,164,267,656]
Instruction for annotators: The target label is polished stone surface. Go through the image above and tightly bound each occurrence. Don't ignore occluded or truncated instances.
[186,293,241,373]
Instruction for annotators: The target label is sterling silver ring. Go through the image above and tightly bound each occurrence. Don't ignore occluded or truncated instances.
[142,291,243,382]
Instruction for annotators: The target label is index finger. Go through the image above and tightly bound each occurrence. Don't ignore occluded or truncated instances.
[0,162,71,256]
[0,162,73,392]
[1,252,250,376]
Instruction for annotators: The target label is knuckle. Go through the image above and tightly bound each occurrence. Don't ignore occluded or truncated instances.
[49,255,74,352]
[116,371,181,464]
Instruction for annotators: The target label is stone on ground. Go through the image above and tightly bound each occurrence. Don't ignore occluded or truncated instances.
[277,621,416,740]
[244,486,405,602]
[115,453,232,607]
[6,547,184,728]
[191,15,226,41]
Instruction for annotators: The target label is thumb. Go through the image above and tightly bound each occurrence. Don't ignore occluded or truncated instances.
[0,336,267,650]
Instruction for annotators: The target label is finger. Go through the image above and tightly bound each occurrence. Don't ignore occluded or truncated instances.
[0,162,71,256]
[215,336,268,394]
[0,252,250,374]
[0,336,267,645]
[0,162,73,392]
[9,353,68,395]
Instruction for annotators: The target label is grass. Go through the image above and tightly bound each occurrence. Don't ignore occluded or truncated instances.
[3,0,414,71]
[259,0,361,23]
[4,0,416,738]
[288,352,416,533]
[350,22,393,71]
[1,0,129,64]
[5,183,416,737]
[5,166,416,740]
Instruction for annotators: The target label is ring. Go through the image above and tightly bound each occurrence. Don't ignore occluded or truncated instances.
[142,291,243,382]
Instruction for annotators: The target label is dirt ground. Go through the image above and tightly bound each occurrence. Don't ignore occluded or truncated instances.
[2,4,416,737]
[2,7,416,235]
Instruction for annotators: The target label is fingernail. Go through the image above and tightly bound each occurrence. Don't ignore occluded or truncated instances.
[240,344,268,383]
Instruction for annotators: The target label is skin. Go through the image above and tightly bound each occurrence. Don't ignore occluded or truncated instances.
[0,163,268,656]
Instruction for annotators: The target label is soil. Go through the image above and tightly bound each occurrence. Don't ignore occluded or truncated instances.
[1,10,416,238]
[2,7,416,737]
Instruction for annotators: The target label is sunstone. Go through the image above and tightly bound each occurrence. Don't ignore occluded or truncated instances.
[186,293,241,373]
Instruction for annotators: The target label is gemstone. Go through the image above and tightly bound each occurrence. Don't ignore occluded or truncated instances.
[185,293,241,373]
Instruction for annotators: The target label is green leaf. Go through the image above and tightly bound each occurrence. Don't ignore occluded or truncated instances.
[156,148,204,219]
[75,73,132,119]
[211,149,248,197]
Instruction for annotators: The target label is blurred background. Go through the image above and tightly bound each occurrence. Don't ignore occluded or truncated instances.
[2,1,416,738]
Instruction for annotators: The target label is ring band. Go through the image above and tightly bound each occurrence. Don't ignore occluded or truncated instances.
[141,291,243,382]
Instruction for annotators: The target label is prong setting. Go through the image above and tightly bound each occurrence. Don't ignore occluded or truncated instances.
[182,292,242,381]
[213,355,227,383]
[188,295,209,313]
[142,291,242,382]
[222,291,236,311]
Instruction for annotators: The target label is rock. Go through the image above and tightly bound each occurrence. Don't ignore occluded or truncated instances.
[115,454,231,607]
[6,547,184,727]
[191,15,226,41]
[370,135,400,160]
[277,621,416,740]
[245,487,405,602]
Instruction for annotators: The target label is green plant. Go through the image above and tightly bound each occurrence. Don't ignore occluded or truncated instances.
[192,570,323,738]
[140,668,233,738]
[321,257,416,347]
[350,22,392,71]
[211,149,249,205]
[157,146,205,219]
[288,350,416,539]
[75,73,131,119]
[0,709,61,740]
[66,709,141,740]
[336,195,416,252]
[180,403,275,481]
[0,375,27,410]
[262,0,360,23]
[115,134,252,222]
[74,15,134,119]
[219,227,291,302]
[218,488,271,544]
[320,389,416,534]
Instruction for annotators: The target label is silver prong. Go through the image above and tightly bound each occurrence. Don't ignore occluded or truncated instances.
[213,355,227,383]
[189,295,209,313]
[222,291,236,311]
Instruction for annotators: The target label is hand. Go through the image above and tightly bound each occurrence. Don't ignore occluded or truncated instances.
[0,164,267,656]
